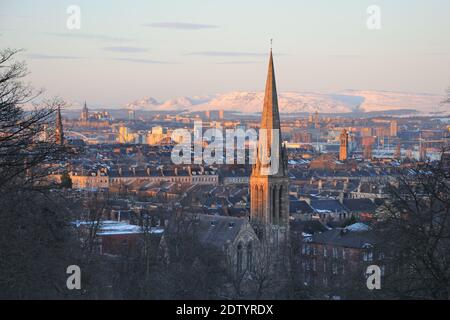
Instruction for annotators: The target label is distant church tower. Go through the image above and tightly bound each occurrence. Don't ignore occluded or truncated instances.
[81,101,89,123]
[250,48,289,243]
[55,106,64,146]
[339,129,348,161]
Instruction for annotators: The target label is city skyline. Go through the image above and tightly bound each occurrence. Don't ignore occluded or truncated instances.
[1,0,449,107]
[1,2,450,301]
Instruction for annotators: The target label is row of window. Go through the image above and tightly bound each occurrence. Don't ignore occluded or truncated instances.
[108,177,218,184]
[302,245,383,262]
[303,266,386,288]
[302,260,346,275]
[302,245,346,260]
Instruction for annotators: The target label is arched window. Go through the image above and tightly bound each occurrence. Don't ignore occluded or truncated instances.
[237,242,243,274]
[258,186,263,218]
[247,242,253,272]
[272,186,277,223]
[279,186,283,223]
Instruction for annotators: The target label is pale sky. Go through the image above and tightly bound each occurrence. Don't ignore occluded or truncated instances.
[1,0,449,107]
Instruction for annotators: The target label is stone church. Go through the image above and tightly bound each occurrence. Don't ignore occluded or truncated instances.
[249,48,290,250]
[179,49,291,286]
[219,48,290,281]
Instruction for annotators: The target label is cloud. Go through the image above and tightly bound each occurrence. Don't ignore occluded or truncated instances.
[112,58,174,64]
[187,51,267,57]
[27,53,85,60]
[43,32,131,42]
[102,46,148,53]
[144,22,219,30]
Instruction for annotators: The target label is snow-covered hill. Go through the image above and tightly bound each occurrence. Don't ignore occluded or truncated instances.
[125,90,448,114]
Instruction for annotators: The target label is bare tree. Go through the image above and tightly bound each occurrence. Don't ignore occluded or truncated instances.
[374,151,450,299]
[0,48,111,299]
[0,49,66,192]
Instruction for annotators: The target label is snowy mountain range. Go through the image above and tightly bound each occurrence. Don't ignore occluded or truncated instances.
[125,90,448,114]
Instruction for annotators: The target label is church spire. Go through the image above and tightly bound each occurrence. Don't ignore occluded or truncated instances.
[81,100,89,122]
[250,45,289,230]
[55,106,64,146]
[254,46,285,177]
[260,47,281,131]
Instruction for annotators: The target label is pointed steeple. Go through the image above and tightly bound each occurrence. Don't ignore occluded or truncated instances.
[260,48,281,131]
[56,106,64,145]
[254,47,285,176]
[249,44,290,233]
[81,100,89,122]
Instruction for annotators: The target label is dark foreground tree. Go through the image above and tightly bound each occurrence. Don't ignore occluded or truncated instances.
[0,48,109,299]
[375,151,450,299]
[109,212,228,299]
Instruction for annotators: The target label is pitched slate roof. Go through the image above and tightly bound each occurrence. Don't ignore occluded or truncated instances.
[311,225,376,249]
[290,200,314,214]
[290,219,328,235]
[310,199,347,213]
[343,198,378,213]
[193,215,248,248]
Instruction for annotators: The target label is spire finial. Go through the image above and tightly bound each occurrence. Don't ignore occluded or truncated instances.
[270,38,273,51]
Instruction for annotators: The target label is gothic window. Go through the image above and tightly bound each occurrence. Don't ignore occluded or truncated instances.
[279,186,283,222]
[237,242,243,274]
[247,242,253,271]
[272,186,277,222]
[258,186,263,217]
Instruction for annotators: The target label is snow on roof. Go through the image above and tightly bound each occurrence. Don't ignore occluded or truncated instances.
[316,209,332,213]
[345,222,370,232]
[98,221,142,235]
[73,220,164,236]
